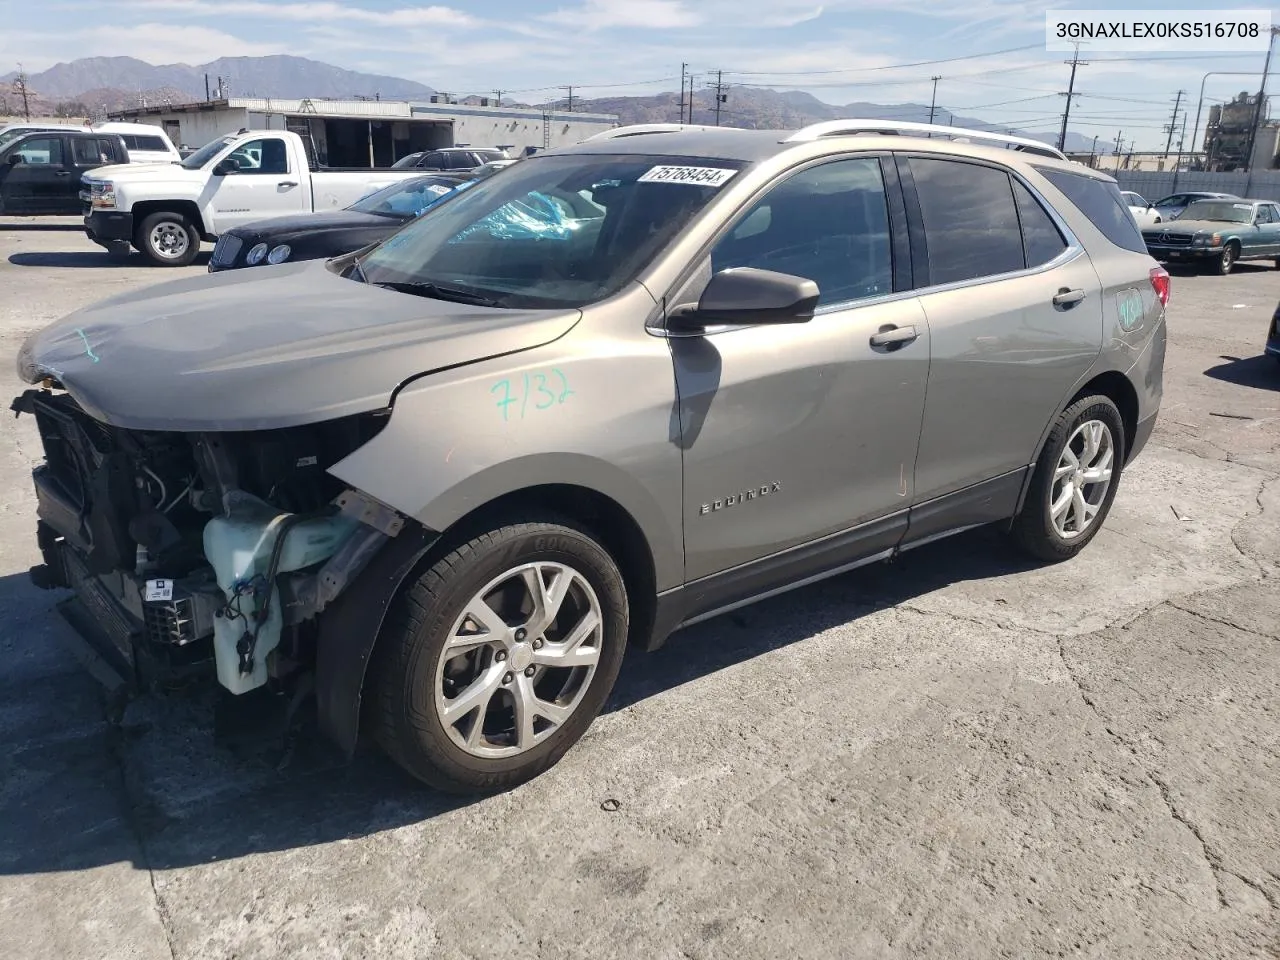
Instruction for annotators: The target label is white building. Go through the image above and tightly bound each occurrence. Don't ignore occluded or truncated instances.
[109,96,619,166]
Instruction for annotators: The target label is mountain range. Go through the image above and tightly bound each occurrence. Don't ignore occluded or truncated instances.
[3,55,1115,155]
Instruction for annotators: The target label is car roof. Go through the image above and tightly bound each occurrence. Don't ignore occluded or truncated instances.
[553,125,1106,184]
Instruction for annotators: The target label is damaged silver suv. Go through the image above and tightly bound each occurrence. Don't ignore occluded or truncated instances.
[14,121,1168,793]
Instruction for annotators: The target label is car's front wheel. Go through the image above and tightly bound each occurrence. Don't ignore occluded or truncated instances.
[1212,242,1239,276]
[135,211,200,267]
[1010,394,1125,562]
[370,517,629,793]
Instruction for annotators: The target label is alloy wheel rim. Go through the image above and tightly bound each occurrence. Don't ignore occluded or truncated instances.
[434,561,603,758]
[150,223,189,259]
[1050,419,1115,540]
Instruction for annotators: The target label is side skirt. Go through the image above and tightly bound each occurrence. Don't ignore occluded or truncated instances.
[645,468,1026,651]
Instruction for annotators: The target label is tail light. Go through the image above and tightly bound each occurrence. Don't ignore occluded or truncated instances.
[1149,266,1170,307]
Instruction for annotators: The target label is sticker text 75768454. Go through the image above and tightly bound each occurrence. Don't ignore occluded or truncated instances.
[637,165,738,187]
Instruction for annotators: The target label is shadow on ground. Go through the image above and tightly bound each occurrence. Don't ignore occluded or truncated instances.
[0,221,85,232]
[1204,354,1280,392]
[0,525,1041,874]
[7,250,210,268]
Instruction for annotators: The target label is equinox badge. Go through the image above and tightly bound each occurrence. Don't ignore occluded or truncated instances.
[699,482,782,516]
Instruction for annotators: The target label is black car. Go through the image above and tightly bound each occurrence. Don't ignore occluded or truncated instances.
[391,147,507,172]
[208,173,470,272]
[0,130,128,216]
[1267,301,1280,365]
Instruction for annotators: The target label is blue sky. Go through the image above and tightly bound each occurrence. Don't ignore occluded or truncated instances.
[1,0,1276,149]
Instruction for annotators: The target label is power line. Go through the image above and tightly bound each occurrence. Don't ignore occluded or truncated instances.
[720,43,1043,77]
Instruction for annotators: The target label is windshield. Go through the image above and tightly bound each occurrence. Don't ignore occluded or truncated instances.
[392,153,423,169]
[1178,201,1253,223]
[181,135,236,170]
[356,153,746,309]
[348,176,461,217]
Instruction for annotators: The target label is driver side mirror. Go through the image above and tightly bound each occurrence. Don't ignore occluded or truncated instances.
[6,153,22,165]
[668,267,820,331]
[213,156,241,176]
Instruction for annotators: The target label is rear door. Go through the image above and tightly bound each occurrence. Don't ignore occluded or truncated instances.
[902,154,1103,510]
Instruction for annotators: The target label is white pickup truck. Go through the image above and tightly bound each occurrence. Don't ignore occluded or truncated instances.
[81,129,420,266]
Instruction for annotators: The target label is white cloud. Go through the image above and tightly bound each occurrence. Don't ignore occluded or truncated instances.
[123,0,477,27]
[540,0,702,30]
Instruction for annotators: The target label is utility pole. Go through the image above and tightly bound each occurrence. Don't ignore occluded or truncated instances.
[678,62,687,123]
[560,86,574,112]
[927,75,941,127]
[1057,44,1087,151]
[1089,134,1098,167]
[1172,108,1189,191]
[1112,130,1122,172]
[1163,89,1184,157]
[14,64,31,120]
[687,72,697,123]
[713,70,726,125]
[492,89,502,107]
[1244,27,1279,173]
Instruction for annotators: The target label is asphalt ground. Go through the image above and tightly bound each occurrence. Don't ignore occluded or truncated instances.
[1,218,1277,959]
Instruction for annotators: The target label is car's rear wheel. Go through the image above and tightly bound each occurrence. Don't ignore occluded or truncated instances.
[1010,395,1125,563]
[369,517,629,793]
[135,211,200,267]
[1212,242,1238,276]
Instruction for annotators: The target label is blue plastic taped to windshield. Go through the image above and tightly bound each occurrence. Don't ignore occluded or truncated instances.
[451,191,578,242]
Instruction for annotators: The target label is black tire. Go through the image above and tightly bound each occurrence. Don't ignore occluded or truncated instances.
[369,517,629,794]
[1010,394,1126,563]
[134,210,200,267]
[1212,242,1238,276]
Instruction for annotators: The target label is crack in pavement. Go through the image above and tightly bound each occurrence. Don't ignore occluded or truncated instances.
[1055,614,1278,914]
[1167,602,1280,644]
[105,724,179,960]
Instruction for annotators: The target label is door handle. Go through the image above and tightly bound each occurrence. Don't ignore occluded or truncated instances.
[278,180,298,187]
[1053,287,1086,307]
[869,324,919,348]
[55,170,71,177]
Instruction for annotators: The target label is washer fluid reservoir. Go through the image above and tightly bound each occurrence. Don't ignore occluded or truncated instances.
[204,491,359,695]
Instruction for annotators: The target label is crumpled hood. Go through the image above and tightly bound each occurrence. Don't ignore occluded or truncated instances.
[17,260,581,432]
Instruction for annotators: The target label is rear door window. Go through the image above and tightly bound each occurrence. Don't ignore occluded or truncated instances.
[98,138,124,163]
[1013,180,1068,268]
[907,156,1024,285]
[1035,167,1147,254]
[71,137,103,166]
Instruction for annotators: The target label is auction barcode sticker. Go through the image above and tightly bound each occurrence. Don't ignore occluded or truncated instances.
[144,579,174,602]
[638,165,738,187]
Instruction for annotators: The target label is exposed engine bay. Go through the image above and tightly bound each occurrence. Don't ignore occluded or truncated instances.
[13,386,404,698]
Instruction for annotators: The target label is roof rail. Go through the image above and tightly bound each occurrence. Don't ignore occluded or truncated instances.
[782,119,1068,161]
[583,123,739,141]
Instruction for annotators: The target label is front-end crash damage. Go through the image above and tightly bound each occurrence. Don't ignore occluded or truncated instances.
[12,386,424,735]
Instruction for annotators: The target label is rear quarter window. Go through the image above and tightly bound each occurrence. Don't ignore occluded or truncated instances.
[1035,167,1147,254]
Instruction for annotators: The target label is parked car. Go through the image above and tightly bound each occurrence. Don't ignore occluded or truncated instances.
[0,121,179,164]
[1142,198,1280,274]
[80,129,421,266]
[208,173,471,272]
[0,130,128,216]
[392,147,509,173]
[1151,190,1238,221]
[1121,190,1161,226]
[1266,301,1280,365]
[14,120,1167,794]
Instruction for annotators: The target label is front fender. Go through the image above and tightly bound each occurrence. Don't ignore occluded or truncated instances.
[326,326,684,591]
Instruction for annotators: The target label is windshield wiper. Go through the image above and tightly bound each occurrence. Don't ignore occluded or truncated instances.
[372,280,504,307]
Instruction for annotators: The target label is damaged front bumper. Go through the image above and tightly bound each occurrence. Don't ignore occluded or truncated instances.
[14,387,412,737]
